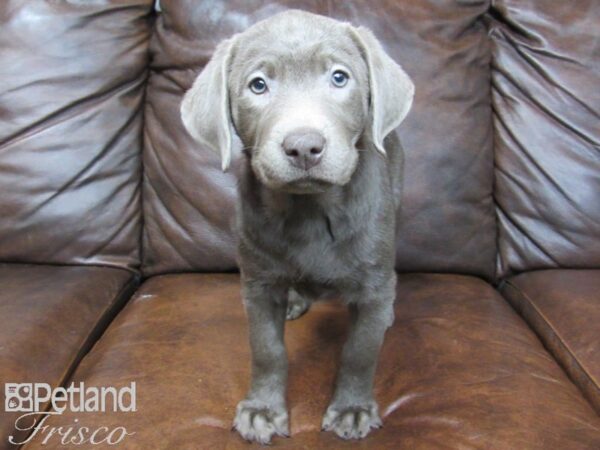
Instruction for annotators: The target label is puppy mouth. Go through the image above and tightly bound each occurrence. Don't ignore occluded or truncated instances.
[254,165,353,194]
[279,178,333,194]
[251,144,358,193]
[252,159,336,193]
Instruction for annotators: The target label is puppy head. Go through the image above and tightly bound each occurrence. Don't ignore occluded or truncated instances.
[181,10,414,194]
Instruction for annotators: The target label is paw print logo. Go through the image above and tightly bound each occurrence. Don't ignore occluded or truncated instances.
[5,383,33,412]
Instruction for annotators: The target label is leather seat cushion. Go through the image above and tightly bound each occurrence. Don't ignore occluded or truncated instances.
[23,273,600,449]
[0,264,138,446]
[501,270,600,413]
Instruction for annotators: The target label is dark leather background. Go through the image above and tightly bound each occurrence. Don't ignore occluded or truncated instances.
[2,1,597,278]
[490,0,600,277]
[141,0,497,280]
[0,0,154,270]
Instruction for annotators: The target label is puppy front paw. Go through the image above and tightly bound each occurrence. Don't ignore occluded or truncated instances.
[321,400,382,440]
[233,399,289,444]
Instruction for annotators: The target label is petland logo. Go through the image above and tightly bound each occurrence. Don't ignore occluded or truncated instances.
[5,382,136,446]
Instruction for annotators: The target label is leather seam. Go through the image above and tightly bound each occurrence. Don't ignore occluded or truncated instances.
[504,280,600,406]
[57,273,141,385]
[0,260,139,276]
[14,273,140,449]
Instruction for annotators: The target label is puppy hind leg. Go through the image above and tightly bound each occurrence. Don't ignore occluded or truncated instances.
[286,288,311,320]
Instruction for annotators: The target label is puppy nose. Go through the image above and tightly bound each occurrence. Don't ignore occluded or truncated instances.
[282,129,325,170]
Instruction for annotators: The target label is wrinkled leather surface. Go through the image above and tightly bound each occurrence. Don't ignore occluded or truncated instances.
[489,0,600,277]
[142,0,496,279]
[0,0,154,269]
[24,274,600,449]
[0,264,137,448]
[501,269,600,413]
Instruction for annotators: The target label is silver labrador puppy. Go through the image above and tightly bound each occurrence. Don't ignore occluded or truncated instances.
[181,10,414,444]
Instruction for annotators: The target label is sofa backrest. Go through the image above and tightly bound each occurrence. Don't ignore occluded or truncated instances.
[0,0,153,270]
[490,0,600,277]
[3,1,596,280]
[141,0,498,280]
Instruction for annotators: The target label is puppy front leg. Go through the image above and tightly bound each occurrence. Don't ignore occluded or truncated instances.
[322,278,395,440]
[233,279,289,444]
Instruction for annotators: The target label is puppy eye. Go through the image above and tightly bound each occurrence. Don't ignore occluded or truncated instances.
[249,77,268,94]
[331,70,349,88]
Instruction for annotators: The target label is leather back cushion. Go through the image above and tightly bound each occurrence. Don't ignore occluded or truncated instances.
[0,0,153,269]
[491,0,600,277]
[142,0,497,279]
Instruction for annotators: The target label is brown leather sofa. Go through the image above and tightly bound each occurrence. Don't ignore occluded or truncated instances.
[1,1,598,449]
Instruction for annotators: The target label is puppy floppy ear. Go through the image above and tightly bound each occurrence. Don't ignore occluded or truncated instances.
[350,26,415,155]
[181,38,236,171]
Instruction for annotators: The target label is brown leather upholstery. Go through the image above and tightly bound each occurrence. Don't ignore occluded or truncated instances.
[23,274,600,449]
[142,0,497,280]
[501,270,600,413]
[1,0,599,448]
[0,264,137,447]
[0,0,154,270]
[489,0,600,277]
